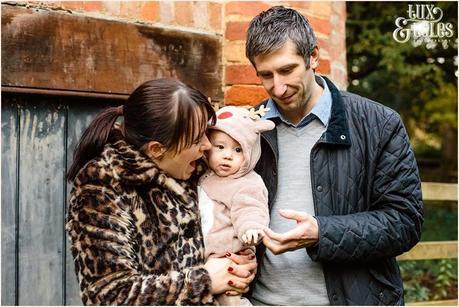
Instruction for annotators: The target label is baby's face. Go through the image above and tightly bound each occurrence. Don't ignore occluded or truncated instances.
[207,130,244,177]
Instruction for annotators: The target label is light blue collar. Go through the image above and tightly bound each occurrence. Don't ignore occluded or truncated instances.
[262,75,332,128]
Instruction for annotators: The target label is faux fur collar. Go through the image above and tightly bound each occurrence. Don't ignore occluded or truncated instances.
[74,127,204,206]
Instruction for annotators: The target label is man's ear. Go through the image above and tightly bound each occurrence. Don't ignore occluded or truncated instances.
[146,141,167,159]
[309,46,320,70]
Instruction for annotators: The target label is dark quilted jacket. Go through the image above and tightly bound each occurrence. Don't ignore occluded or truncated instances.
[252,77,424,305]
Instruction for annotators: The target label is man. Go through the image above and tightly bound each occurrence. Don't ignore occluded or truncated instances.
[246,6,424,305]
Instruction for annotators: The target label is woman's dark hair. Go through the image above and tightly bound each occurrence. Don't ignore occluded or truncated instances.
[67,79,216,182]
[246,6,317,68]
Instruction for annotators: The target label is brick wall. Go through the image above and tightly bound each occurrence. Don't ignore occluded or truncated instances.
[29,1,223,33]
[24,1,347,106]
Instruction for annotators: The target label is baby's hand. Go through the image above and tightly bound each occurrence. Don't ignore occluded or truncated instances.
[242,229,264,246]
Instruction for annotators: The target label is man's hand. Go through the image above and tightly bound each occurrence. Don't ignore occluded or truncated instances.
[262,209,319,255]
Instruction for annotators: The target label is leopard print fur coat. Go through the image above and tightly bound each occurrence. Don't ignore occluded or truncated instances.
[66,129,214,305]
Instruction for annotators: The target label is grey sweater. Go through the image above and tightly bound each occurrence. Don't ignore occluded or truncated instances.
[251,121,330,306]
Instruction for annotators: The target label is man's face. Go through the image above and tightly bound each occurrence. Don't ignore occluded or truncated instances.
[253,40,319,124]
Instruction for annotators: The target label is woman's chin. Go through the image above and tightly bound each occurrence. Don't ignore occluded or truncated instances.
[182,161,197,179]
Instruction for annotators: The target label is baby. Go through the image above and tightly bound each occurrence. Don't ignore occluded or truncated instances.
[199,105,275,306]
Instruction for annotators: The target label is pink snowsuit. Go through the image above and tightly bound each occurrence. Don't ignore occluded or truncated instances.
[199,106,275,259]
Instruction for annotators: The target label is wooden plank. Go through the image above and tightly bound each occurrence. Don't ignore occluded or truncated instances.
[1,4,222,99]
[1,95,18,305]
[2,86,129,100]
[407,299,458,306]
[422,182,458,201]
[397,241,458,261]
[17,96,65,305]
[64,98,119,305]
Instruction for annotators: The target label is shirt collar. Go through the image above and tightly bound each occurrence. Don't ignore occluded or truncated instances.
[263,75,332,128]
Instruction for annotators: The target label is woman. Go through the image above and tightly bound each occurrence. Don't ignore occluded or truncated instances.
[66,79,256,305]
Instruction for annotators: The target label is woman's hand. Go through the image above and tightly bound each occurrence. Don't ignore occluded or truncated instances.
[227,249,257,272]
[204,251,257,295]
[224,249,257,295]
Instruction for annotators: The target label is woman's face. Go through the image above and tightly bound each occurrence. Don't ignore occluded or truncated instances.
[158,133,211,180]
[149,109,212,180]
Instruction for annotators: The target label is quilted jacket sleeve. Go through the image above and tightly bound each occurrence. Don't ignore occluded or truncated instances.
[307,112,424,263]
[66,182,213,305]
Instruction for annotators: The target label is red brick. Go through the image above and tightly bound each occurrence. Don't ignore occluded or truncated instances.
[332,2,346,16]
[224,41,249,64]
[225,1,271,16]
[226,64,260,85]
[120,2,141,18]
[159,2,174,24]
[308,15,331,35]
[332,68,348,89]
[286,1,311,9]
[83,1,103,12]
[175,2,193,27]
[208,2,222,32]
[316,59,331,74]
[140,1,159,22]
[60,1,85,11]
[317,37,328,49]
[101,1,121,16]
[42,2,62,9]
[225,85,269,106]
[310,2,332,17]
[225,21,249,41]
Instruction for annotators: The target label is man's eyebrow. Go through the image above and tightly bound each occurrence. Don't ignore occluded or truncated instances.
[279,63,299,70]
[257,63,299,74]
[256,69,271,75]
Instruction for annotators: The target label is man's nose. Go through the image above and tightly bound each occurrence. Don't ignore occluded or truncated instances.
[272,75,287,97]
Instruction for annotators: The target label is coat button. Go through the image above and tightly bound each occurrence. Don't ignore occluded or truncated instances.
[379,292,384,299]
[332,294,338,301]
[340,135,346,140]
[317,185,323,192]
[272,169,277,176]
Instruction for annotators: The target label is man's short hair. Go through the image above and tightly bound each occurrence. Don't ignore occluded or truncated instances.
[246,6,317,68]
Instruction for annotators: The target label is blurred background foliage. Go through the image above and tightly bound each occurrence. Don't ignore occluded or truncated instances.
[346,1,457,303]
[346,1,457,183]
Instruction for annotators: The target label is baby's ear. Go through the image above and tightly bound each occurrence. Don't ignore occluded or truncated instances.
[254,119,275,133]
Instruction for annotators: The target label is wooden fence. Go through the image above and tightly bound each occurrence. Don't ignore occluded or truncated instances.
[399,182,458,306]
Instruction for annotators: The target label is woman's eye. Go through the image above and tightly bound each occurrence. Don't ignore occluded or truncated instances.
[235,148,242,153]
[217,145,224,150]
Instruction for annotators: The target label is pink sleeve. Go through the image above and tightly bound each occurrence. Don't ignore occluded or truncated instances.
[230,181,270,241]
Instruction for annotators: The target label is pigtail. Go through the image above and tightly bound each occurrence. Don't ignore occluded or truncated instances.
[66,106,123,182]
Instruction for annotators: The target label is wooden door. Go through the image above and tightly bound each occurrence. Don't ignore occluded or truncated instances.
[1,92,120,305]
